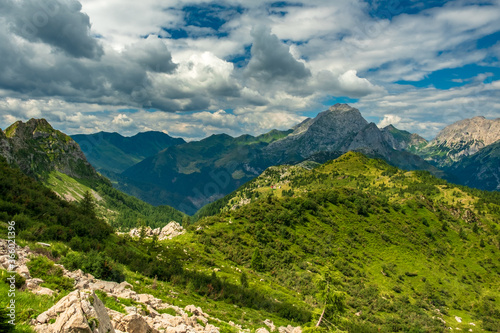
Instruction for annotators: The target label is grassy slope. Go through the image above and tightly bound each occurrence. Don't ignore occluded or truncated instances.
[1,153,500,332]
[185,152,500,331]
[44,170,186,230]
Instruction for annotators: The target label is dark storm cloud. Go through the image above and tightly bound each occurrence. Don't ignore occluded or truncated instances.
[245,26,311,81]
[3,0,103,59]
[123,38,177,73]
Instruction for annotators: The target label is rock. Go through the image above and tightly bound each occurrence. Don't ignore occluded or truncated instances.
[16,265,31,278]
[92,291,116,333]
[115,313,157,333]
[455,316,462,323]
[185,305,206,317]
[256,328,270,333]
[159,222,185,240]
[33,287,55,297]
[264,319,275,332]
[35,290,116,333]
[52,304,91,333]
[204,324,220,333]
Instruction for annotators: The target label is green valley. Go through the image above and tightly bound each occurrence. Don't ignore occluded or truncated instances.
[1,152,499,332]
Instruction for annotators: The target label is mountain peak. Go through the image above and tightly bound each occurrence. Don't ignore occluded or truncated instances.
[0,118,99,180]
[327,103,358,112]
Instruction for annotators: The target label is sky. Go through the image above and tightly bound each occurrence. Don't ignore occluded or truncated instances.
[0,0,499,140]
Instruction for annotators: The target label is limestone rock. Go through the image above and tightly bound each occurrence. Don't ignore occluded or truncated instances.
[115,313,157,333]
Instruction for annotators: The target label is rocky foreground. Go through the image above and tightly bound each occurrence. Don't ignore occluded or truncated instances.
[1,239,301,333]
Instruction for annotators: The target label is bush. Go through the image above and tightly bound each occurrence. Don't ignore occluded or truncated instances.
[4,272,26,290]
[0,307,14,333]
[26,255,74,291]
[61,251,125,283]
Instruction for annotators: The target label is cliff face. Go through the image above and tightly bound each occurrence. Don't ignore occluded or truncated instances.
[419,116,500,167]
[0,118,100,180]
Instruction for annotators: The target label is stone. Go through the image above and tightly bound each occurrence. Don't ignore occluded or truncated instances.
[33,287,55,296]
[16,265,31,278]
[264,319,275,332]
[256,328,270,333]
[115,313,157,333]
[92,291,116,333]
[52,304,91,333]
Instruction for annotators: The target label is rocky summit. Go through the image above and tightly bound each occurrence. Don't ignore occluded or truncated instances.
[0,118,100,180]
[418,116,500,166]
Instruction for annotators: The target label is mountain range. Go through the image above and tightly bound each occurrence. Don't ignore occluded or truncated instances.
[70,104,500,214]
[1,104,499,216]
[0,108,500,332]
[72,131,185,174]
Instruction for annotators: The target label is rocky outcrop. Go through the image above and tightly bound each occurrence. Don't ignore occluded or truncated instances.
[1,237,303,333]
[381,125,427,151]
[0,118,101,180]
[123,221,185,240]
[419,116,500,166]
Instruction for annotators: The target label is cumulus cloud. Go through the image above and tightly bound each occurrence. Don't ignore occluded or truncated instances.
[378,114,402,128]
[245,26,311,81]
[0,0,499,141]
[3,0,103,59]
[356,79,500,139]
[123,36,177,73]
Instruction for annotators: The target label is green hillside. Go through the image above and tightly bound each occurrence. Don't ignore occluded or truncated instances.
[1,152,499,332]
[189,152,500,331]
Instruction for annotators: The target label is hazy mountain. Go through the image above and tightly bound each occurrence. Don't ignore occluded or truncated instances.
[121,130,293,214]
[121,104,442,213]
[417,116,500,167]
[446,140,500,191]
[72,131,185,173]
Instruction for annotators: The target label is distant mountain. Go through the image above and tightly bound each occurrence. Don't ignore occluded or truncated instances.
[446,140,500,191]
[121,104,442,214]
[381,124,428,152]
[416,116,500,167]
[0,118,100,180]
[72,131,185,173]
[121,129,292,214]
[263,104,440,173]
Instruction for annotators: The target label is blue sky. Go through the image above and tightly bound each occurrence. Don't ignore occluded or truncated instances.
[0,0,499,140]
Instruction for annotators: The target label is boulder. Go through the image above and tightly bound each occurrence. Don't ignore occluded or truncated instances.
[115,313,158,333]
[264,319,276,332]
[92,291,116,333]
[52,304,91,333]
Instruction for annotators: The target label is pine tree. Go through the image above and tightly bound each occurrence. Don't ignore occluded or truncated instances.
[79,190,96,218]
[251,248,264,271]
[240,271,249,288]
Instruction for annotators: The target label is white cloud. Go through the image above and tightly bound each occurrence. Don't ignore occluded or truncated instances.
[0,0,499,141]
[378,114,402,128]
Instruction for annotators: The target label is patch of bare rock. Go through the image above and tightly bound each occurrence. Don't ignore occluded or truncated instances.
[120,221,186,240]
[0,239,302,333]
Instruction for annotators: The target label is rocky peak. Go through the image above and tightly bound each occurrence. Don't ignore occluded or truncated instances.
[264,104,369,162]
[381,124,428,151]
[431,116,500,148]
[423,116,500,165]
[0,118,101,180]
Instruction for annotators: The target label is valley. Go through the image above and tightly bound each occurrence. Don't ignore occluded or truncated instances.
[0,106,499,333]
